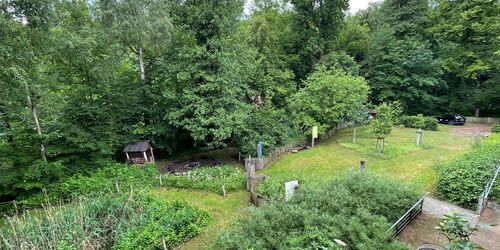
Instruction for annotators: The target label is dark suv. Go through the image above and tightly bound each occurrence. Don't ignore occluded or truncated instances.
[436,114,466,125]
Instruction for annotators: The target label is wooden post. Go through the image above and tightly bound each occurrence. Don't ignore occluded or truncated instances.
[353,127,357,143]
[125,152,130,160]
[245,158,256,191]
[150,148,155,163]
[159,174,163,186]
[416,128,422,146]
[360,160,366,172]
[143,151,148,162]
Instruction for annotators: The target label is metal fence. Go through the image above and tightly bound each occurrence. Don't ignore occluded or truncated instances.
[477,164,500,215]
[388,192,429,238]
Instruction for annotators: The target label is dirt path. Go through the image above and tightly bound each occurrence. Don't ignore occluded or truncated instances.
[451,123,492,137]
[399,197,500,249]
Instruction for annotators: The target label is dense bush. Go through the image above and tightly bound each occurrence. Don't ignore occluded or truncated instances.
[217,172,420,249]
[436,134,500,209]
[0,192,211,249]
[256,174,307,200]
[399,114,438,131]
[55,163,159,197]
[13,164,160,212]
[162,165,246,195]
[492,124,500,133]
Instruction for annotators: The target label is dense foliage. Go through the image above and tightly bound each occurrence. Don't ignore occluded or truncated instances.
[217,172,420,249]
[0,0,498,209]
[399,115,438,131]
[436,133,500,209]
[0,192,210,249]
[162,166,246,195]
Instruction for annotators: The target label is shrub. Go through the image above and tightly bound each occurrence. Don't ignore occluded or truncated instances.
[400,114,438,131]
[436,133,500,209]
[256,174,307,201]
[492,124,500,133]
[162,165,246,195]
[54,163,159,198]
[435,212,477,250]
[217,172,419,249]
[14,164,159,211]
[0,192,211,250]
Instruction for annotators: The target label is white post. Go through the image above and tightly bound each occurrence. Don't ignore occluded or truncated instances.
[285,180,299,201]
[125,152,130,160]
[416,128,422,146]
[143,151,148,162]
[150,148,155,163]
[353,127,357,143]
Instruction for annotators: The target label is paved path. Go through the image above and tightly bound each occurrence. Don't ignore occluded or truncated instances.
[423,197,479,226]
[399,197,500,250]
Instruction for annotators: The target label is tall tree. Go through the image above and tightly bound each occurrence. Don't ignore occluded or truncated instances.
[429,0,500,115]
[288,0,349,81]
[99,0,172,85]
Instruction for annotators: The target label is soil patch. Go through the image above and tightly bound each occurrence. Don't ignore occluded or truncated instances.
[159,156,221,174]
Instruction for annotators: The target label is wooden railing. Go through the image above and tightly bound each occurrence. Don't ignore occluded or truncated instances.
[388,192,429,238]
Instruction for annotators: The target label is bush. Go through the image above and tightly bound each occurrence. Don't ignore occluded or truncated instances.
[400,114,438,131]
[0,192,211,249]
[217,172,420,249]
[436,133,500,209]
[256,174,307,201]
[492,124,500,133]
[162,165,246,195]
[14,164,159,211]
[54,163,159,198]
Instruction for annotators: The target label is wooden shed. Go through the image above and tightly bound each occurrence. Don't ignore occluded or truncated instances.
[123,140,155,164]
[368,109,377,119]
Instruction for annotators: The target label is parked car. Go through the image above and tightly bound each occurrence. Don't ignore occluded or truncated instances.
[435,114,466,125]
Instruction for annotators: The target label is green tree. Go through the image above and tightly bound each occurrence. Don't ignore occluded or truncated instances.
[288,0,349,81]
[288,66,369,133]
[371,102,401,154]
[429,0,500,115]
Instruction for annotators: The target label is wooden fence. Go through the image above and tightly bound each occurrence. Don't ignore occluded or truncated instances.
[388,192,429,238]
[465,116,500,124]
[259,122,350,168]
[476,164,500,215]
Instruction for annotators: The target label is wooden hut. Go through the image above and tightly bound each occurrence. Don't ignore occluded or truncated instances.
[123,140,155,164]
[368,109,377,120]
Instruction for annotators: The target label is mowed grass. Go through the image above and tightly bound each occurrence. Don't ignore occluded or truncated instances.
[263,124,474,192]
[154,188,248,250]
[155,124,475,249]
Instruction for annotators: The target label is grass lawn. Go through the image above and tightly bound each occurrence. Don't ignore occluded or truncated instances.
[263,124,474,192]
[156,124,476,249]
[154,188,248,250]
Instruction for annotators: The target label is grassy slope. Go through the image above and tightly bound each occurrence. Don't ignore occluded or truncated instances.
[154,188,248,250]
[263,125,473,192]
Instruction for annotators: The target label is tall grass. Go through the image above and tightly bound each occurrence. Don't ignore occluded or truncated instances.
[0,190,211,249]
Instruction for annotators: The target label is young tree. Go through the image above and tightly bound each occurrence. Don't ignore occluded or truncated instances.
[371,102,401,154]
[436,212,477,249]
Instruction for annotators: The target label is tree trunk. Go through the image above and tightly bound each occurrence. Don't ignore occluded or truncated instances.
[137,46,146,84]
[24,82,47,163]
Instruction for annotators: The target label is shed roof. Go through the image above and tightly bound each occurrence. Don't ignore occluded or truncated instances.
[123,140,151,152]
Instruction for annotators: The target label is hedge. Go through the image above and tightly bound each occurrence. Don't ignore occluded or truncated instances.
[436,133,500,209]
[217,172,419,249]
[399,114,438,131]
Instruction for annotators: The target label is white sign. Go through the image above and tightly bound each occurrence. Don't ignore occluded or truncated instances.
[285,180,299,201]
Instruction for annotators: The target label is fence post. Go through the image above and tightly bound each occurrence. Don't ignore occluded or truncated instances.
[416,128,423,146]
[360,160,366,173]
